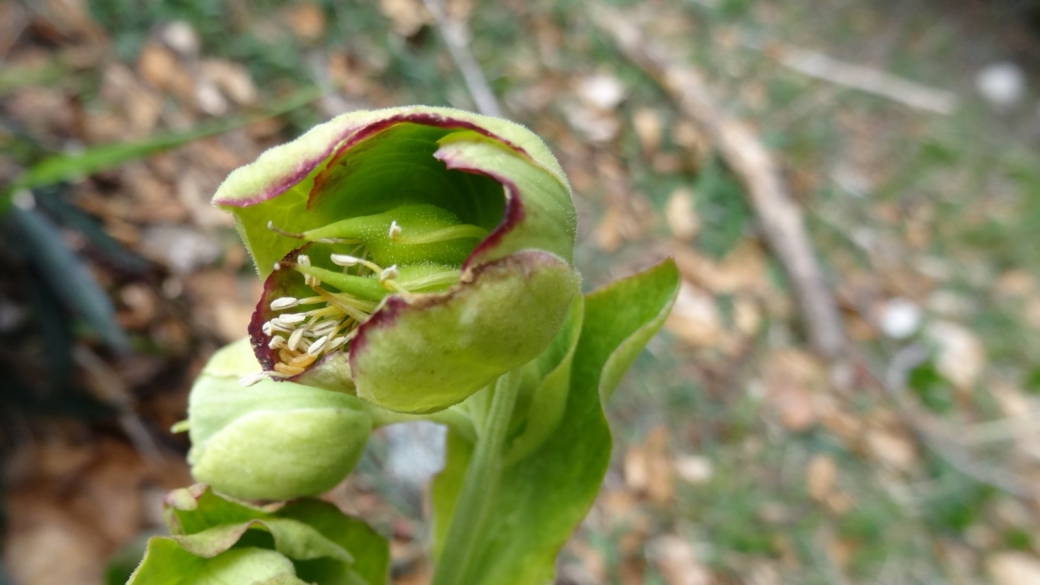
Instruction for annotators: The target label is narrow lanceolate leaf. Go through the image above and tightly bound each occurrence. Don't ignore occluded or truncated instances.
[1,87,322,211]
[430,259,680,585]
[2,206,128,351]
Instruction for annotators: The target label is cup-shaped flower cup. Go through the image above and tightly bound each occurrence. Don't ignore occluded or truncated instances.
[213,107,580,414]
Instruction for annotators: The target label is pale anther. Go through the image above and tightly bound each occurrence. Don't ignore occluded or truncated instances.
[330,253,361,267]
[270,297,299,311]
[307,336,329,356]
[273,262,282,271]
[266,320,293,333]
[288,328,306,351]
[268,336,286,349]
[277,313,307,325]
[327,336,347,350]
[379,265,400,282]
[388,220,402,240]
[239,371,268,387]
[298,254,311,266]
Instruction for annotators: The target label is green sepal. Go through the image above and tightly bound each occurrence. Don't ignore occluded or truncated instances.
[187,339,372,501]
[213,107,571,280]
[430,259,680,584]
[350,251,581,414]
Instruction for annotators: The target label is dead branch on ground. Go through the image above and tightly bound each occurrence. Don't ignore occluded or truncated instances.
[595,10,847,358]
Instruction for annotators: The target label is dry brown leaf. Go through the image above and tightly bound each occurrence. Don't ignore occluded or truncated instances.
[138,42,194,102]
[806,454,837,502]
[673,454,714,485]
[994,270,1036,298]
[568,539,608,583]
[623,425,674,504]
[650,535,711,585]
[761,348,828,432]
[733,296,762,336]
[596,204,626,252]
[665,282,722,348]
[379,0,431,37]
[672,241,769,296]
[200,59,258,106]
[100,64,163,137]
[3,509,105,585]
[632,107,663,155]
[287,2,327,41]
[925,320,986,391]
[989,551,1040,585]
[665,187,699,242]
[864,429,917,472]
[1026,298,1040,330]
[184,270,263,341]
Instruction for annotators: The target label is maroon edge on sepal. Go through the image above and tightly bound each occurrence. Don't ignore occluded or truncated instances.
[215,110,536,209]
[247,246,313,372]
[432,154,526,272]
[214,121,369,208]
[347,251,557,374]
[306,112,534,211]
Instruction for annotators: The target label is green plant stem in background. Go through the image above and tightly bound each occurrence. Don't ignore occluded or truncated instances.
[431,370,522,585]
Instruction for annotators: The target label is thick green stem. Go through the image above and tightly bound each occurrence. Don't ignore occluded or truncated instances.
[431,370,521,585]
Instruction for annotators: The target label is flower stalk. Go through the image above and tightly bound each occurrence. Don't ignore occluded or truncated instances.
[432,369,522,585]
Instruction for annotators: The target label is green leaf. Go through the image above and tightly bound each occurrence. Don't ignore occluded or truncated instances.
[127,541,307,585]
[1,87,322,212]
[430,259,680,584]
[278,500,390,585]
[2,206,128,351]
[152,486,389,585]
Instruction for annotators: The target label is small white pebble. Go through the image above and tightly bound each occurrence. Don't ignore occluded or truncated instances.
[878,297,922,339]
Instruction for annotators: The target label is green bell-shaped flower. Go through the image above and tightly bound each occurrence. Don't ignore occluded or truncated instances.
[187,338,372,500]
[213,107,580,414]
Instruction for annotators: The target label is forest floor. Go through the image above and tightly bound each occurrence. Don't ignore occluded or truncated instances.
[2,0,1040,584]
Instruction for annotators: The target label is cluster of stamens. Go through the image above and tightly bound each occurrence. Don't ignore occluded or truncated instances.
[240,214,473,387]
[242,247,409,386]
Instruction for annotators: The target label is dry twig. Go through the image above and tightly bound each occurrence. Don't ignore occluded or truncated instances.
[422,0,502,117]
[759,44,958,115]
[595,10,847,358]
[867,344,1040,500]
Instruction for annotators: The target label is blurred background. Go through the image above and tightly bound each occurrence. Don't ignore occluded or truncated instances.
[2,0,1040,583]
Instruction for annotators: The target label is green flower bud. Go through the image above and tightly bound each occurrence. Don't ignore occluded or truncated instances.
[213,107,580,414]
[187,338,371,500]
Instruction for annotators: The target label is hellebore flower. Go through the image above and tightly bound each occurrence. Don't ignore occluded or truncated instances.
[214,106,580,414]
